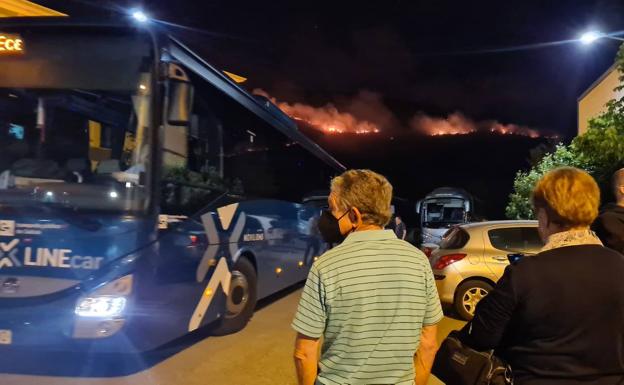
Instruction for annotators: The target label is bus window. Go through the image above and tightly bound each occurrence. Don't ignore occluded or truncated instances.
[160,66,337,216]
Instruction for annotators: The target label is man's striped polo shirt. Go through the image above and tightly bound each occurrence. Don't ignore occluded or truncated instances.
[292,230,443,385]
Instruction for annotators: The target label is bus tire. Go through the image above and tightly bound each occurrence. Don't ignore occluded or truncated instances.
[211,257,258,336]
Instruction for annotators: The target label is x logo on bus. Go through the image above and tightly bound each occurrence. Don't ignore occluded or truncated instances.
[0,239,21,270]
[188,204,247,332]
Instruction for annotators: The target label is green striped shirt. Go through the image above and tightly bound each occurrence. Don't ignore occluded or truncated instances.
[292,230,443,385]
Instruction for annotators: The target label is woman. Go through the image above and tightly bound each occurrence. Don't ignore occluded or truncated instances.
[459,167,624,384]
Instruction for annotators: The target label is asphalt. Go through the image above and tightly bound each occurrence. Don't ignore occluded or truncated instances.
[1,287,465,385]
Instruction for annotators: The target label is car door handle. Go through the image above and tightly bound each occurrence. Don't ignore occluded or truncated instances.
[492,256,508,261]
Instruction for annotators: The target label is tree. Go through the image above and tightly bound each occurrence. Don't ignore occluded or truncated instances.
[505,144,591,219]
[573,44,624,198]
[505,42,624,219]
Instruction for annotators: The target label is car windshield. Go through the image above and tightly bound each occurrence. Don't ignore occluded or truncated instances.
[439,226,470,249]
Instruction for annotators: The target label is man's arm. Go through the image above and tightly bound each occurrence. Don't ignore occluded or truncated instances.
[416,261,443,385]
[294,333,321,385]
[291,265,327,385]
[414,324,438,385]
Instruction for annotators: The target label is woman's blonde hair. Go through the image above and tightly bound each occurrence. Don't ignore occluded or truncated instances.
[532,167,600,228]
[331,169,393,227]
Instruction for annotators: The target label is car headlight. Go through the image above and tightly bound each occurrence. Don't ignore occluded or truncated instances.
[75,296,127,318]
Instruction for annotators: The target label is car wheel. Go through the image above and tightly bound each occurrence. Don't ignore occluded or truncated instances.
[211,258,258,336]
[454,280,493,321]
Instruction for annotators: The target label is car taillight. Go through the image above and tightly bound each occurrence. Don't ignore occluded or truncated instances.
[433,253,467,270]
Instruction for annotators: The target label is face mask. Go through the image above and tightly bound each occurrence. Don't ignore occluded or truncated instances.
[318,209,350,244]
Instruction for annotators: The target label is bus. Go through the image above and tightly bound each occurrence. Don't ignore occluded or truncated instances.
[0,18,343,354]
[416,187,474,246]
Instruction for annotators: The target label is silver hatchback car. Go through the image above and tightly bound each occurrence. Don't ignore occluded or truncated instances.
[430,220,543,320]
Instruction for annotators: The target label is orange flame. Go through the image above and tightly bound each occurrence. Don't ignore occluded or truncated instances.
[411,112,545,138]
[411,113,477,136]
[253,89,380,135]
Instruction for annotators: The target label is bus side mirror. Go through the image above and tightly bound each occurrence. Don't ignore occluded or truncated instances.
[415,200,422,215]
[167,80,193,126]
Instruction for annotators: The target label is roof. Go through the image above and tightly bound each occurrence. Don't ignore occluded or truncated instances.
[462,220,538,229]
[577,63,618,102]
[0,0,66,18]
[424,187,471,200]
[0,17,136,29]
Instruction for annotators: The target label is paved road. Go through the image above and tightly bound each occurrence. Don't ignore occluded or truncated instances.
[2,287,465,385]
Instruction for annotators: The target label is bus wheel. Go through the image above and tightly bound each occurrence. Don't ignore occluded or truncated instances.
[212,258,257,336]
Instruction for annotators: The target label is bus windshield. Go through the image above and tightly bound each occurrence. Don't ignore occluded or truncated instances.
[423,198,467,228]
[0,28,153,212]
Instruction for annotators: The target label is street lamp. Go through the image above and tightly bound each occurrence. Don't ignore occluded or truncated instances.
[579,30,624,44]
[131,10,149,23]
[580,31,604,44]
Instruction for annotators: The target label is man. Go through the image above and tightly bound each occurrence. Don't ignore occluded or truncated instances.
[395,215,407,240]
[592,168,624,254]
[292,169,443,385]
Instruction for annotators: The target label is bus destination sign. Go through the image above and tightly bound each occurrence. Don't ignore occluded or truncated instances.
[0,34,24,54]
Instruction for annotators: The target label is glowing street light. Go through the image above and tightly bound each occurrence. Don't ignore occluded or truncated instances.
[131,10,149,23]
[579,30,624,44]
[580,31,604,44]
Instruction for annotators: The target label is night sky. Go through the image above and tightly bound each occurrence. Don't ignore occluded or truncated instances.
[35,0,624,215]
[43,0,624,138]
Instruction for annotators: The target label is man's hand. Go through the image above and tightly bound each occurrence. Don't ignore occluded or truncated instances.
[414,324,439,385]
[294,333,321,385]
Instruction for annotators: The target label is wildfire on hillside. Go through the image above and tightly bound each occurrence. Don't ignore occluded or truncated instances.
[253,89,380,135]
[253,89,550,139]
[411,112,545,138]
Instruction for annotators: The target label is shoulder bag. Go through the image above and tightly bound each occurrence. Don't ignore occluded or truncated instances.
[432,330,513,385]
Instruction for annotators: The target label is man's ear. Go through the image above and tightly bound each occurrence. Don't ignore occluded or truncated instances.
[350,207,363,228]
[328,195,337,211]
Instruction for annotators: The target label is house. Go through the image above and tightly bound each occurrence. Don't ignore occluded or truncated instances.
[577,64,623,135]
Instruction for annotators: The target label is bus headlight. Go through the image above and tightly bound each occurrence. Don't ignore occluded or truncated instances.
[73,274,133,339]
[75,296,127,317]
